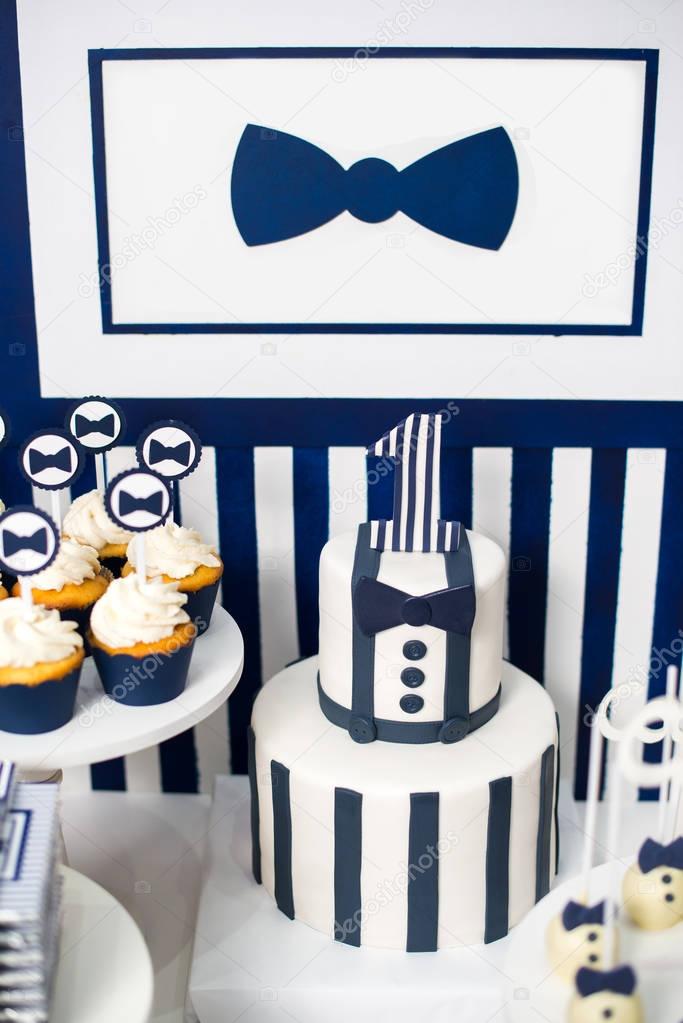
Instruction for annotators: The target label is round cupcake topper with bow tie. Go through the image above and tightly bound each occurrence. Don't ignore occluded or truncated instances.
[0,505,60,577]
[19,429,84,492]
[136,420,202,481]
[105,468,172,533]
[66,397,126,453]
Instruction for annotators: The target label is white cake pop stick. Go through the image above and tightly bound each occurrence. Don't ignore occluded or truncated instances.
[581,715,604,900]
[50,490,62,533]
[603,760,624,970]
[657,665,679,841]
[20,580,33,615]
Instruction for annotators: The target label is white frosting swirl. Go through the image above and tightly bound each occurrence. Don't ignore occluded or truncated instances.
[90,573,189,649]
[29,538,101,593]
[127,521,220,580]
[63,490,133,552]
[0,598,83,668]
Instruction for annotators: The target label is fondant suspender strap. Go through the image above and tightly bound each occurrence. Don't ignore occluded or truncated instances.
[350,522,382,727]
[443,528,475,722]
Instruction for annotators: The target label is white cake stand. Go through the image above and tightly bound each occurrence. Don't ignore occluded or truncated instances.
[0,606,243,775]
[505,860,683,1022]
[53,865,154,1023]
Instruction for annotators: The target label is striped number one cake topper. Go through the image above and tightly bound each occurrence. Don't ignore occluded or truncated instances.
[368,412,460,553]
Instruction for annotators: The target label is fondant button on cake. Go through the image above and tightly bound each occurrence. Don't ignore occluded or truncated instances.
[439,717,469,744]
[403,640,427,661]
[401,667,424,688]
[349,715,376,743]
[399,694,424,714]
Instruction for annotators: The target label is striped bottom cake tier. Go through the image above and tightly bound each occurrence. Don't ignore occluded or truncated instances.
[248,656,559,952]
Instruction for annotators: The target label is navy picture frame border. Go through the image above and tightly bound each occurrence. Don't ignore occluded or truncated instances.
[87,46,658,338]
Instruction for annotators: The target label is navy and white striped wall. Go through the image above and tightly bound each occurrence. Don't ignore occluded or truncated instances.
[1,399,681,801]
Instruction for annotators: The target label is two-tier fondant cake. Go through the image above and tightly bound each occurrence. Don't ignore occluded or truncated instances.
[249,413,559,951]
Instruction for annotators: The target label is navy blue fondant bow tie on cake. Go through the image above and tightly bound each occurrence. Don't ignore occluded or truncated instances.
[149,439,191,467]
[3,528,48,558]
[638,836,683,873]
[575,966,636,998]
[562,900,605,931]
[354,576,475,638]
[119,491,164,517]
[28,447,71,475]
[231,124,519,249]
[74,413,115,439]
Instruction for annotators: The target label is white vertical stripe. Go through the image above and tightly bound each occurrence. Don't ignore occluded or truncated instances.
[544,449,592,790]
[398,414,414,551]
[611,449,666,803]
[472,448,513,658]
[413,415,428,551]
[125,747,162,793]
[61,764,92,794]
[105,445,137,479]
[193,705,230,794]
[430,413,442,551]
[328,446,367,538]
[254,447,299,682]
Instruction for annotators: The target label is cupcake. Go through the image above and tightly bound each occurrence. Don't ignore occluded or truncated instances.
[12,539,109,654]
[0,598,84,734]
[89,573,197,706]
[63,489,133,577]
[123,521,223,636]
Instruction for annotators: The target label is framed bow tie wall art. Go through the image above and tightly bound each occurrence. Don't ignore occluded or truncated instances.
[86,46,656,337]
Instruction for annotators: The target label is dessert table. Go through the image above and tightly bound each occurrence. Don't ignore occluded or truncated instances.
[0,606,243,776]
[53,866,154,1023]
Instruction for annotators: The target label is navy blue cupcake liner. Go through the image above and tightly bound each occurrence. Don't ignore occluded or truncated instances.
[91,630,196,707]
[57,603,96,656]
[0,663,82,734]
[100,554,126,578]
[182,577,220,637]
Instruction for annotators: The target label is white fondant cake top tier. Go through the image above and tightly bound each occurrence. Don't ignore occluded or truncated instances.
[318,524,506,742]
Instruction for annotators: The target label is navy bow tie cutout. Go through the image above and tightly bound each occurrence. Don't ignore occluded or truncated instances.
[354,576,475,638]
[119,491,164,518]
[3,527,48,559]
[575,966,636,999]
[149,439,191,467]
[231,123,519,249]
[638,836,683,874]
[74,413,115,439]
[29,447,71,476]
[562,900,606,931]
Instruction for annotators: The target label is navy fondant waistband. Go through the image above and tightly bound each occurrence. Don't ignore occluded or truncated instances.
[317,675,501,744]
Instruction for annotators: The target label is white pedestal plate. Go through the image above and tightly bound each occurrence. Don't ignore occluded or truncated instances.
[53,865,154,1023]
[0,606,243,775]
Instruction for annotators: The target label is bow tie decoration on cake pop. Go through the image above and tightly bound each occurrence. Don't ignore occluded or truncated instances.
[231,124,519,249]
[569,966,643,1023]
[367,412,462,553]
[19,429,84,493]
[66,398,125,453]
[637,836,683,873]
[136,421,202,481]
[0,506,59,579]
[562,900,606,931]
[576,965,637,998]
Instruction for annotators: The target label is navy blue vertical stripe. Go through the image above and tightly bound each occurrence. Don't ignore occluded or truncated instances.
[0,447,32,507]
[440,447,473,528]
[407,792,439,952]
[216,448,260,775]
[366,453,394,521]
[293,448,329,659]
[334,787,363,945]
[158,730,199,793]
[508,449,553,683]
[554,712,561,872]
[271,759,294,919]
[247,726,261,884]
[392,420,406,551]
[404,416,417,552]
[172,479,182,524]
[574,449,627,800]
[421,415,435,551]
[485,776,512,943]
[642,450,683,799]
[535,745,555,901]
